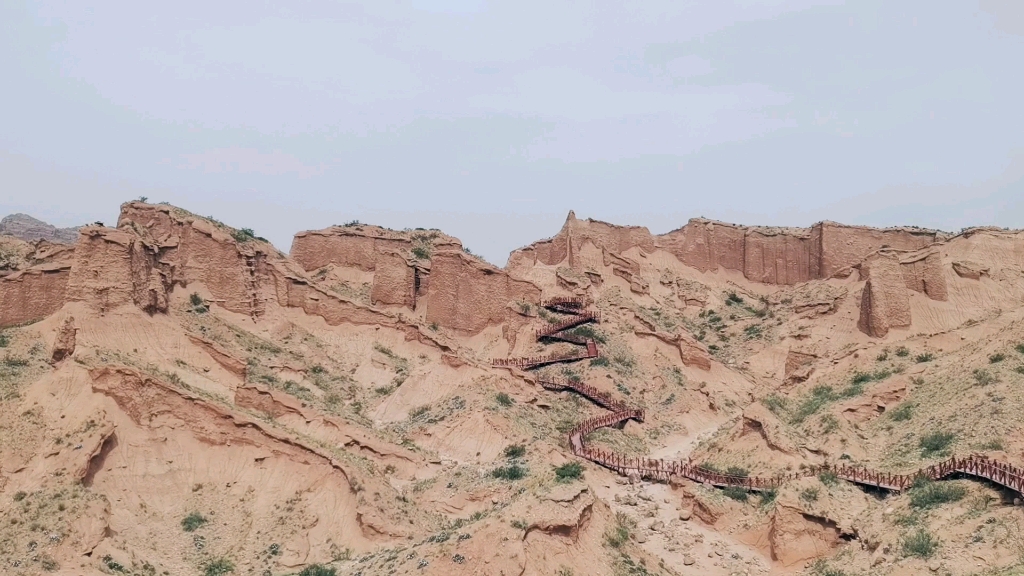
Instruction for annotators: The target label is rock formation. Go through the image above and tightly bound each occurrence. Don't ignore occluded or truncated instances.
[49,315,77,363]
[857,253,912,338]
[0,213,80,244]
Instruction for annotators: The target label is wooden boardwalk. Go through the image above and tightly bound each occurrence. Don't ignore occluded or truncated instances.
[496,299,1024,496]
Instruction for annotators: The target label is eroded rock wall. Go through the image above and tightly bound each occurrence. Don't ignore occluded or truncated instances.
[424,250,541,333]
[290,226,461,272]
[857,254,912,338]
[0,265,70,327]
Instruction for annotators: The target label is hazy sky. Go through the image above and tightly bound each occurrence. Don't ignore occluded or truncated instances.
[2,1,1022,264]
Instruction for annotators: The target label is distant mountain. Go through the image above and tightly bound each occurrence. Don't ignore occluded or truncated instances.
[0,213,80,244]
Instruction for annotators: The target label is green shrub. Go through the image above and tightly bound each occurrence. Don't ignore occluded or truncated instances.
[231,228,255,243]
[895,346,910,357]
[902,529,938,558]
[492,464,527,481]
[503,444,526,459]
[820,414,839,434]
[800,488,819,502]
[919,431,956,457]
[818,471,838,486]
[189,292,208,313]
[411,246,430,260]
[758,489,777,507]
[604,512,634,548]
[590,356,610,367]
[181,512,208,532]
[973,368,998,386]
[915,352,934,363]
[13,491,27,502]
[909,478,966,509]
[726,292,744,304]
[3,355,28,367]
[725,466,749,477]
[889,403,914,421]
[554,462,584,483]
[204,558,235,576]
[298,565,337,576]
[496,392,514,407]
[0,332,8,348]
[762,395,787,415]
[722,486,749,502]
[876,349,889,361]
[809,559,847,576]
[1016,365,1024,375]
[568,325,606,344]
[990,353,1006,363]
[1016,343,1024,354]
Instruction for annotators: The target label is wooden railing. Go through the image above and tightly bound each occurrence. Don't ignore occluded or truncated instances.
[497,298,1024,497]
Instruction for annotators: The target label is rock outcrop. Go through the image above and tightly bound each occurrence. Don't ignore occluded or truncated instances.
[290,225,459,272]
[857,254,912,338]
[423,250,541,334]
[899,250,947,301]
[768,504,843,566]
[0,213,80,244]
[0,262,72,327]
[510,213,943,287]
[50,315,77,363]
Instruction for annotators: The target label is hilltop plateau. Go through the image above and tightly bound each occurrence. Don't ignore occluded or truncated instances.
[1,201,1024,576]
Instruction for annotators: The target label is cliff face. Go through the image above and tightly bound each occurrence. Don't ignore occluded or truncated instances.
[422,250,541,334]
[510,214,942,288]
[290,226,461,272]
[0,238,76,326]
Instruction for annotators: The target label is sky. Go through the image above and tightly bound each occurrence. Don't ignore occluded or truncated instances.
[1,1,1023,265]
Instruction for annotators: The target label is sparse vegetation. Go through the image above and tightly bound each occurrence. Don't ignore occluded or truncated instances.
[590,356,610,367]
[298,565,337,576]
[809,559,847,576]
[919,431,956,457]
[182,511,208,532]
[722,486,749,502]
[204,558,235,576]
[973,368,998,386]
[895,346,910,357]
[800,487,819,502]
[189,292,209,313]
[758,488,777,507]
[990,352,1006,363]
[1016,343,1024,354]
[554,462,584,482]
[496,392,514,407]
[818,471,838,487]
[492,464,527,481]
[889,403,914,421]
[726,292,744,304]
[411,246,430,260]
[503,444,526,459]
[915,352,934,363]
[820,414,839,434]
[231,228,256,243]
[762,394,787,415]
[909,478,966,509]
[604,512,634,548]
[0,331,8,347]
[902,528,938,558]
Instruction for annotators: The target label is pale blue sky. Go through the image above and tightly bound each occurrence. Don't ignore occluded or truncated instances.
[2,1,1022,264]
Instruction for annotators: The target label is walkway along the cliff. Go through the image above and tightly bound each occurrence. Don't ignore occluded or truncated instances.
[493,298,1024,496]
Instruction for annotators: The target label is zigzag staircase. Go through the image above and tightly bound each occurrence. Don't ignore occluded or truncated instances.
[493,298,1024,497]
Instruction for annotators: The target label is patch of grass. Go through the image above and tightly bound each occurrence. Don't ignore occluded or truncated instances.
[726,292,744,304]
[818,472,838,487]
[181,512,208,532]
[511,519,528,530]
[889,403,914,421]
[1016,365,1024,375]
[554,462,584,483]
[919,431,956,458]
[758,488,777,507]
[895,346,910,357]
[902,529,938,558]
[0,332,8,348]
[800,488,819,502]
[973,368,999,386]
[820,414,839,434]
[1016,343,1024,354]
[204,558,235,576]
[496,392,514,407]
[3,355,29,367]
[298,565,337,576]
[605,512,634,548]
[909,478,966,509]
[567,324,606,344]
[809,560,847,576]
[726,466,749,477]
[374,386,394,396]
[492,464,527,481]
[411,246,430,260]
[978,439,1004,451]
[372,343,394,357]
[503,444,526,459]
[590,356,610,367]
[762,394,787,415]
[915,352,934,363]
[990,353,1006,363]
[13,491,27,502]
[876,348,889,361]
[722,486,749,502]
